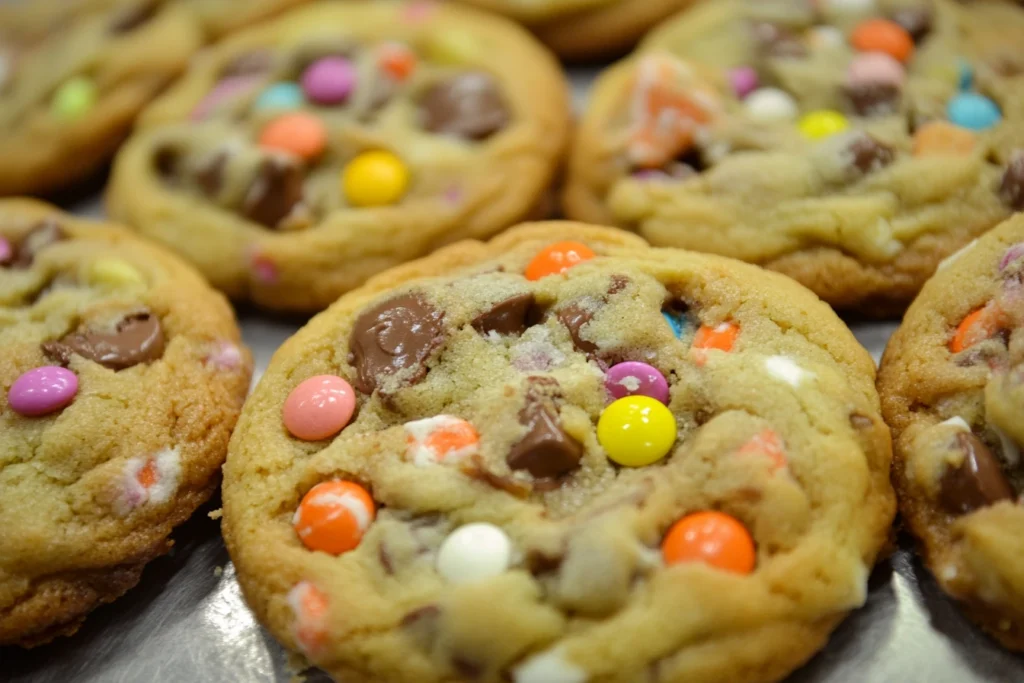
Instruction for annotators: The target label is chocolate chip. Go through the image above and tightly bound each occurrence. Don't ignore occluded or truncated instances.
[939,432,1014,515]
[420,73,510,141]
[348,293,445,394]
[999,154,1024,211]
[242,157,305,228]
[850,412,874,430]
[556,302,598,355]
[153,146,179,180]
[752,22,808,58]
[43,312,165,370]
[890,6,933,42]
[608,275,629,295]
[460,455,531,498]
[195,152,228,197]
[507,377,583,480]
[452,657,484,680]
[526,548,564,576]
[222,50,274,78]
[12,220,66,269]
[472,293,534,336]
[109,0,159,34]
[846,83,901,117]
[848,134,896,174]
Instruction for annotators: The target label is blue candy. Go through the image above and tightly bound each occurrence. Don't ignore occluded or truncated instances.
[254,82,304,111]
[957,59,973,91]
[947,93,1002,131]
[663,310,688,338]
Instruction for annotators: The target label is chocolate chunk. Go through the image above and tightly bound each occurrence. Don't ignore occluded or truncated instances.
[608,275,629,295]
[452,658,484,680]
[348,293,445,394]
[472,293,534,336]
[153,146,179,180]
[752,22,808,58]
[109,0,159,33]
[12,220,66,268]
[43,312,165,370]
[420,73,510,141]
[890,6,933,42]
[999,154,1024,211]
[556,302,598,355]
[242,157,305,228]
[507,377,583,479]
[401,604,441,650]
[222,50,274,78]
[939,432,1014,515]
[850,412,874,430]
[460,455,531,498]
[846,83,901,117]
[526,548,564,576]
[195,152,228,197]
[848,134,896,174]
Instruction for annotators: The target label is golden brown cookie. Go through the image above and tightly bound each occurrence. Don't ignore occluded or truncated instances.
[223,221,894,682]
[0,199,252,647]
[565,0,1024,313]
[107,1,571,313]
[878,212,1024,650]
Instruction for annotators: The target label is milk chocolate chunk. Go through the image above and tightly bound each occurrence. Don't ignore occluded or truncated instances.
[939,432,1014,514]
[848,134,896,174]
[890,6,933,42]
[348,293,445,393]
[507,377,583,479]
[195,152,228,197]
[556,302,598,354]
[43,312,165,370]
[472,293,534,336]
[13,220,66,268]
[846,83,901,117]
[420,73,510,141]
[242,157,305,228]
[1000,154,1024,211]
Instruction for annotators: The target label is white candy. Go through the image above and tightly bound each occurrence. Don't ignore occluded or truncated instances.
[764,356,810,388]
[939,416,970,432]
[513,647,588,683]
[807,26,846,50]
[436,523,512,585]
[744,88,798,122]
[823,0,876,14]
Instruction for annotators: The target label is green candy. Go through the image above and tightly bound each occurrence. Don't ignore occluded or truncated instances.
[52,77,98,119]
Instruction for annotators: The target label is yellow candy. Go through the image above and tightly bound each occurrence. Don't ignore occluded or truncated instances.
[341,150,410,208]
[597,396,677,467]
[87,258,145,288]
[798,110,849,140]
[426,30,480,64]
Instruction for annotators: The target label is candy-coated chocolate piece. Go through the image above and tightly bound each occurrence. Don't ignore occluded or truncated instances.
[283,375,356,440]
[301,56,356,105]
[378,42,417,81]
[597,395,677,467]
[524,241,595,281]
[663,310,688,338]
[847,52,905,89]
[255,82,304,110]
[259,112,327,160]
[436,523,512,584]
[912,121,976,157]
[287,581,329,655]
[190,75,262,121]
[692,322,739,365]
[744,88,798,121]
[947,93,1001,131]
[662,511,756,574]
[798,110,849,140]
[728,66,759,99]
[738,429,787,470]
[8,366,78,416]
[999,241,1024,271]
[950,303,1002,353]
[341,150,410,207]
[957,59,974,91]
[605,361,670,404]
[292,481,375,554]
[851,19,914,63]
[0,237,12,265]
[52,76,98,120]
[86,258,145,288]
[404,415,479,466]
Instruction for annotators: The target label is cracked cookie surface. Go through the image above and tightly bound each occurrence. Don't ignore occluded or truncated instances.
[223,222,894,683]
[0,199,252,647]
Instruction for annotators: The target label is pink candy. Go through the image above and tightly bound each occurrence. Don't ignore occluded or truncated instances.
[301,57,357,105]
[0,237,12,264]
[283,375,356,441]
[605,362,670,405]
[1000,243,1024,271]
[8,366,78,417]
[729,67,759,99]
[847,52,905,89]
[190,75,263,121]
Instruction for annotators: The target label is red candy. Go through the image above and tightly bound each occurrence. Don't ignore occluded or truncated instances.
[525,241,595,281]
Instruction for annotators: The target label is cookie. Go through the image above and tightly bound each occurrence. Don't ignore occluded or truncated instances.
[565,0,1024,313]
[222,221,895,682]
[455,0,694,60]
[106,1,571,313]
[878,213,1024,650]
[0,0,203,196]
[180,0,312,38]
[0,199,252,647]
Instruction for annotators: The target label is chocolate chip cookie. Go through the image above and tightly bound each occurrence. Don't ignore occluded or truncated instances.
[565,0,1024,313]
[878,212,1024,650]
[0,0,203,196]
[223,221,895,682]
[0,199,252,647]
[107,1,571,313]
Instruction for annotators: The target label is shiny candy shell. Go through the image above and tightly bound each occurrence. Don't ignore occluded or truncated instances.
[744,88,798,122]
[847,52,905,89]
[728,67,759,99]
[605,362,670,404]
[436,523,513,584]
[341,150,410,207]
[259,112,327,160]
[597,395,677,467]
[293,481,375,555]
[52,76,97,119]
[0,237,12,264]
[798,110,849,140]
[86,258,145,288]
[524,241,596,281]
[301,57,356,105]
[850,19,914,63]
[283,375,356,440]
[255,82,304,110]
[947,93,1002,131]
[9,366,78,416]
[662,511,756,574]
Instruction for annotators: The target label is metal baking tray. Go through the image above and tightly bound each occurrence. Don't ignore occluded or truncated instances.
[3,68,1024,683]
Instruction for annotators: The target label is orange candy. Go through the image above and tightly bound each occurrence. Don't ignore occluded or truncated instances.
[524,241,596,281]
[738,429,787,470]
[137,459,158,488]
[912,121,976,157]
[405,415,480,465]
[259,112,327,160]
[692,321,739,366]
[950,303,1002,353]
[288,581,329,655]
[851,19,914,63]
[662,511,756,574]
[378,43,417,81]
[293,481,376,555]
